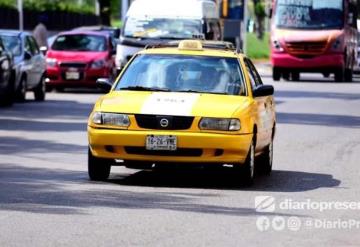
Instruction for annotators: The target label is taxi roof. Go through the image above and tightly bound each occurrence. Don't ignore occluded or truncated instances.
[138,40,245,59]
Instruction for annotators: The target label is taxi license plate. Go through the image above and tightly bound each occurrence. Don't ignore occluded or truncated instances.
[65,71,80,80]
[146,135,177,151]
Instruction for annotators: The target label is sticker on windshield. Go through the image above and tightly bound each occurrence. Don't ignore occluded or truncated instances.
[141,93,199,116]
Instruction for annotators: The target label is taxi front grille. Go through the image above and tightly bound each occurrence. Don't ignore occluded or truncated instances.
[124,147,203,157]
[135,114,194,130]
[285,41,327,54]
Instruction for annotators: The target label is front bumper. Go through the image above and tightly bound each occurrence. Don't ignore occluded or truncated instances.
[88,127,253,164]
[46,67,110,87]
[271,53,344,71]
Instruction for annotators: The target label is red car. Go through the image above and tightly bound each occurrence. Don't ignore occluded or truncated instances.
[45,31,117,90]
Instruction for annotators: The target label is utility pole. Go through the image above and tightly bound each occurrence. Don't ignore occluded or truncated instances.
[243,0,248,54]
[17,0,23,31]
[122,0,129,22]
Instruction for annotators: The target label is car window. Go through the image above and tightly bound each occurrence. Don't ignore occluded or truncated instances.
[0,40,3,53]
[24,37,32,55]
[52,34,107,52]
[116,54,246,96]
[244,58,263,89]
[0,35,21,56]
[29,36,40,55]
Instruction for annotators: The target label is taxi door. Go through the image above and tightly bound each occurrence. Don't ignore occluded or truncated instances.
[244,58,274,153]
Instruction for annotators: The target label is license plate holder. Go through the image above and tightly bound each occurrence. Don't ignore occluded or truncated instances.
[146,135,177,151]
[65,71,80,80]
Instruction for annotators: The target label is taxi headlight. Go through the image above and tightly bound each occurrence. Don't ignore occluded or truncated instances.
[199,118,240,131]
[92,112,130,127]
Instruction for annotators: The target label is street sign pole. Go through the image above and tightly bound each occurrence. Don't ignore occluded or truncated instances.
[17,0,23,31]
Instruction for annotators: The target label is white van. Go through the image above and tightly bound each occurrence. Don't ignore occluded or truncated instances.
[115,0,221,71]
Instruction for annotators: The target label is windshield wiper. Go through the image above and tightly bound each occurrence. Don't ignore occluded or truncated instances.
[119,86,170,92]
[176,89,226,95]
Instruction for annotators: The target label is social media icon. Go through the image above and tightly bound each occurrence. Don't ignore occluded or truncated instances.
[272,216,286,231]
[287,217,302,231]
[255,196,276,212]
[256,216,271,232]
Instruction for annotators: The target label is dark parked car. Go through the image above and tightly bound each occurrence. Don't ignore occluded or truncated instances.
[0,37,14,106]
[0,30,46,101]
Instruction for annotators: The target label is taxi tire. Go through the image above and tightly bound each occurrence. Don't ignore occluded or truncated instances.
[238,140,255,186]
[88,148,111,181]
[257,139,273,176]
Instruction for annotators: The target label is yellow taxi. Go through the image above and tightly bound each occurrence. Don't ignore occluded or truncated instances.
[88,40,276,185]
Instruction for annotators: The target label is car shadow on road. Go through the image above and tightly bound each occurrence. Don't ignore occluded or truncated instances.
[109,167,341,193]
[277,112,360,129]
[0,164,302,217]
[275,90,360,101]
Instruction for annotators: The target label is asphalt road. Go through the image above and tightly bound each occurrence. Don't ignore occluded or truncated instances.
[1,72,360,246]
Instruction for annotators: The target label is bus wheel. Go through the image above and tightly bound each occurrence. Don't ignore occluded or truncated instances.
[272,67,281,81]
[291,72,300,81]
[344,69,353,82]
[334,69,344,82]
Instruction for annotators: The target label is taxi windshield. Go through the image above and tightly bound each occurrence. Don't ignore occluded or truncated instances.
[275,0,344,30]
[124,17,202,39]
[115,54,246,96]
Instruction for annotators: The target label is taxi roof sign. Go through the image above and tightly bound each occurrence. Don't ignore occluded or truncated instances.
[178,40,203,51]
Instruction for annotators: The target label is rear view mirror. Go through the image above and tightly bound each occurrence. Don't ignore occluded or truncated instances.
[253,85,274,97]
[96,78,113,92]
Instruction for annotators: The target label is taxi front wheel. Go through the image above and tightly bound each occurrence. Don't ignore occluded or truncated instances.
[236,140,255,186]
[88,148,111,181]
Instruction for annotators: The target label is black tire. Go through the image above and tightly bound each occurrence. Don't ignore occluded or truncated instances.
[334,69,344,82]
[45,84,53,92]
[88,148,111,181]
[34,76,46,101]
[344,68,353,82]
[16,77,27,102]
[235,139,255,186]
[272,67,281,81]
[282,72,290,81]
[0,74,15,107]
[256,139,273,175]
[291,72,300,81]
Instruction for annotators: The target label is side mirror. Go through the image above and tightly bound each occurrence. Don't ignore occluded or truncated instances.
[24,51,32,60]
[96,78,113,92]
[253,85,274,97]
[40,46,48,55]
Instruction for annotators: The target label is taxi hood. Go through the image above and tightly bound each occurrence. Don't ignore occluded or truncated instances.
[98,91,251,118]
